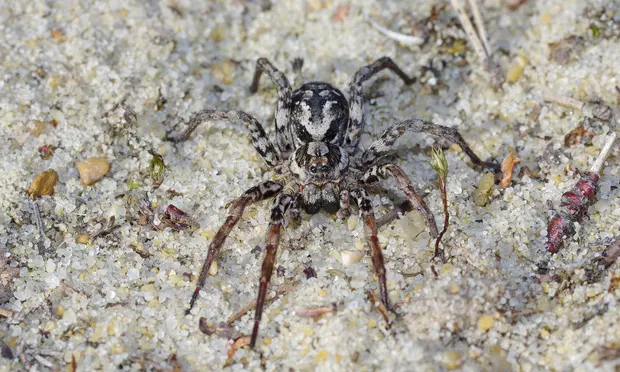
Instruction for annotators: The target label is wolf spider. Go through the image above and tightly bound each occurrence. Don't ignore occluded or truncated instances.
[166,57,499,348]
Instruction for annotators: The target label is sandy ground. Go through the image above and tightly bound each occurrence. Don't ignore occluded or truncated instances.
[1,0,619,371]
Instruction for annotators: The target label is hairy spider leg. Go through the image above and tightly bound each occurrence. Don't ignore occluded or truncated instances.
[250,193,294,348]
[350,189,390,311]
[249,58,295,154]
[346,57,417,153]
[360,164,439,239]
[360,118,500,171]
[165,109,281,167]
[186,181,283,314]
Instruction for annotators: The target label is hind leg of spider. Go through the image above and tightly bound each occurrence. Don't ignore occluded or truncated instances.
[186,181,283,315]
[165,109,281,167]
[346,57,416,152]
[250,193,294,348]
[360,164,439,239]
[360,118,500,171]
[249,58,294,154]
[350,189,390,311]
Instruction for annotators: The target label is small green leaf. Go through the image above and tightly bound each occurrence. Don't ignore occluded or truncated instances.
[149,152,165,188]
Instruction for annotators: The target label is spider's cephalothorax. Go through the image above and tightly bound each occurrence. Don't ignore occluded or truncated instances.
[290,82,349,145]
[166,57,500,348]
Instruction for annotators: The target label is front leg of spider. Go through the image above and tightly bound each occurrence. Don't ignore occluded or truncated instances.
[186,181,283,314]
[250,193,294,348]
[360,163,439,238]
[346,56,417,152]
[164,109,281,167]
[360,118,500,172]
[350,189,390,310]
[249,58,295,154]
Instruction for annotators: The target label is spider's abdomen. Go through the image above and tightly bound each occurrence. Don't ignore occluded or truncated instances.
[290,82,349,145]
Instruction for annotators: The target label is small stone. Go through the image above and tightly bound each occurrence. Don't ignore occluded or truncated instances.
[314,350,329,362]
[76,158,110,186]
[478,314,494,331]
[28,169,58,197]
[27,120,47,136]
[56,305,64,318]
[208,261,218,276]
[127,268,140,280]
[474,172,495,206]
[341,251,364,266]
[76,234,89,244]
[441,351,461,370]
[506,56,527,83]
[347,216,357,231]
[440,263,453,273]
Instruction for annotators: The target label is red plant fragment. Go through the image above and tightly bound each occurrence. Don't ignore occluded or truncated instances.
[545,172,599,253]
[161,204,199,231]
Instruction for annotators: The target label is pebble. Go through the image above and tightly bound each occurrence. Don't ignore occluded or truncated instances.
[76,158,110,186]
[478,314,495,331]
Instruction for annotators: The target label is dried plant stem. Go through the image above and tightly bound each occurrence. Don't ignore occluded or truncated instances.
[31,200,46,255]
[450,0,489,63]
[434,179,449,263]
[365,14,425,46]
[467,0,491,54]
[225,282,295,325]
[590,132,616,174]
[543,94,584,111]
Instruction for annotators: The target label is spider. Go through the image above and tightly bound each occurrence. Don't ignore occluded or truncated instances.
[166,57,499,348]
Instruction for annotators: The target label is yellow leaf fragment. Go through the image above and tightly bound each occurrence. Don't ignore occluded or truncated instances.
[500,151,520,188]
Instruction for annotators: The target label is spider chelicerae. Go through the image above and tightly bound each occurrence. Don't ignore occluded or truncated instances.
[166,57,499,348]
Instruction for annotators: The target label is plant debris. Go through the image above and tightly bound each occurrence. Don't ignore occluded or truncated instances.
[500,150,520,188]
[548,35,584,64]
[368,289,389,325]
[564,125,594,147]
[429,147,449,262]
[27,169,58,197]
[227,336,251,359]
[546,133,616,253]
[331,4,349,22]
[159,205,199,231]
[148,151,165,188]
[296,303,337,320]
[38,144,55,159]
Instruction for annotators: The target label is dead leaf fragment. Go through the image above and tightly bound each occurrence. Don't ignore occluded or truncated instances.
[227,336,251,359]
[368,290,390,325]
[564,125,594,147]
[500,151,520,188]
[28,169,59,197]
[296,304,336,320]
[77,158,110,186]
[549,35,583,65]
[332,4,350,22]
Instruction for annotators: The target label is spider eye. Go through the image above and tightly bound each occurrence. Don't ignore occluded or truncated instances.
[310,166,318,174]
[320,165,330,172]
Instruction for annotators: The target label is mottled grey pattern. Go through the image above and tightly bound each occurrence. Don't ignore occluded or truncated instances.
[168,57,499,348]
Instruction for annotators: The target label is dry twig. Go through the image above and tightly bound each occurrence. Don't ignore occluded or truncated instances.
[368,289,390,325]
